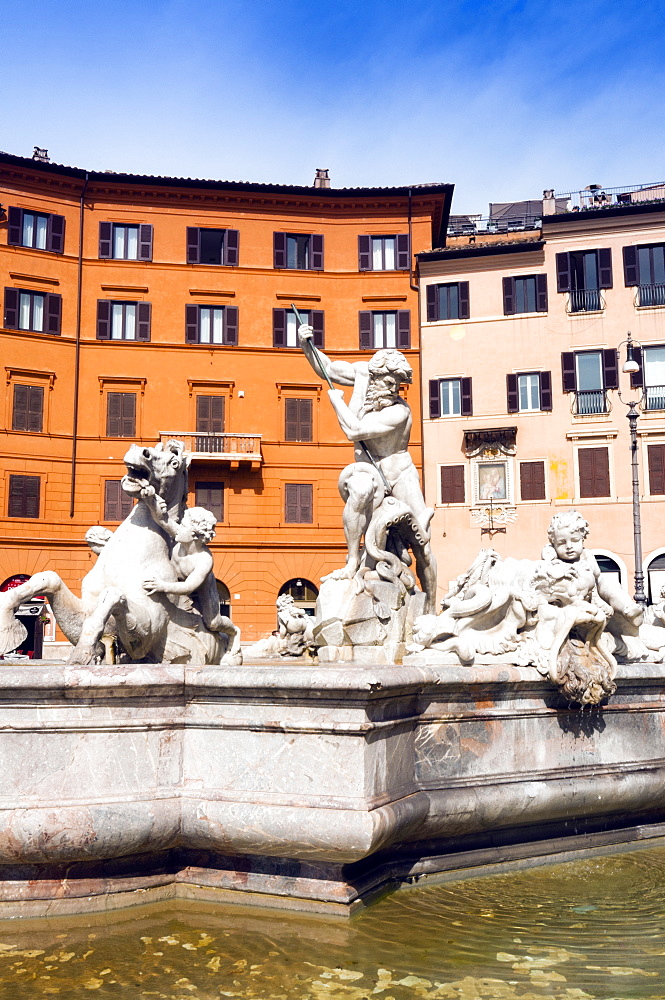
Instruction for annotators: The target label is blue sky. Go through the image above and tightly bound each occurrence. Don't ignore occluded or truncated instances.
[2,0,664,213]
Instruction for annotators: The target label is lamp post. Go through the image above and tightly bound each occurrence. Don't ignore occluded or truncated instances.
[618,331,647,606]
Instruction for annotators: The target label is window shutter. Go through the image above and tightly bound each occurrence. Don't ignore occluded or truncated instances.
[648,444,665,495]
[602,348,619,390]
[211,395,225,432]
[285,484,299,522]
[27,386,44,432]
[45,293,62,335]
[299,398,312,442]
[426,284,438,322]
[359,311,372,349]
[299,484,313,522]
[24,475,40,518]
[8,476,23,517]
[458,281,470,319]
[623,245,639,286]
[97,300,111,340]
[396,234,410,270]
[195,482,224,521]
[311,310,324,348]
[578,449,594,498]
[224,305,238,345]
[12,385,28,431]
[561,352,576,392]
[461,377,473,416]
[186,227,200,264]
[520,461,546,501]
[556,252,571,292]
[47,214,65,254]
[273,308,286,347]
[104,480,122,521]
[598,248,613,288]
[224,229,239,266]
[311,234,324,270]
[536,274,548,312]
[139,224,153,261]
[273,232,286,268]
[7,207,22,246]
[539,370,553,411]
[121,393,136,437]
[429,379,441,418]
[136,302,151,341]
[107,393,122,436]
[502,277,516,315]
[197,395,211,432]
[397,310,411,349]
[99,222,113,258]
[358,235,371,270]
[185,304,199,344]
[4,288,19,329]
[285,398,299,441]
[579,447,610,498]
[630,346,644,389]
[441,465,465,503]
[506,373,518,413]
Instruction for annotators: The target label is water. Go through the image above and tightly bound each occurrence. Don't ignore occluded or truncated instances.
[2,845,665,998]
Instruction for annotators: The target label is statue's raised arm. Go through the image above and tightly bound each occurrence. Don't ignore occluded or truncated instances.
[298,324,358,387]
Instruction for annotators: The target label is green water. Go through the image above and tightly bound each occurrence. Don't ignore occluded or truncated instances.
[2,846,665,999]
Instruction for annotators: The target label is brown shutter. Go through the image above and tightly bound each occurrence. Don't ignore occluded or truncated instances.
[503,277,515,315]
[359,311,372,349]
[24,475,40,518]
[224,305,238,345]
[224,229,239,266]
[460,377,473,416]
[7,207,22,246]
[136,302,151,341]
[195,482,224,521]
[602,348,619,390]
[4,288,19,329]
[598,248,613,288]
[104,480,122,520]
[9,475,40,518]
[12,385,29,431]
[185,304,199,343]
[139,224,153,261]
[273,232,287,268]
[299,398,312,442]
[396,234,410,270]
[121,393,136,437]
[107,393,122,436]
[458,281,470,319]
[311,310,324,348]
[273,308,286,347]
[429,379,441,418]
[211,396,225,432]
[536,274,548,312]
[45,293,61,335]
[561,352,576,392]
[506,373,518,412]
[441,465,465,503]
[197,395,211,432]
[539,370,553,411]
[623,245,639,286]
[285,483,299,522]
[556,252,571,292]
[648,444,665,495]
[27,386,44,432]
[299,484,313,522]
[285,399,299,441]
[47,214,65,254]
[186,227,200,264]
[630,346,644,389]
[358,235,371,270]
[97,300,111,339]
[520,461,546,500]
[311,234,324,270]
[99,222,113,258]
[397,310,411,349]
[426,284,438,321]
[579,447,610,498]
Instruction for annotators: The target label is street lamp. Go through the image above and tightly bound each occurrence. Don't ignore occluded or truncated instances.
[617,331,647,606]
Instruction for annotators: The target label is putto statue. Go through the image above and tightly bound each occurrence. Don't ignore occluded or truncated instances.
[241,594,316,659]
[0,440,241,666]
[409,510,644,705]
[298,324,436,663]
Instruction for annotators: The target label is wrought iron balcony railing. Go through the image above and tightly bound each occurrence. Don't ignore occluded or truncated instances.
[645,385,665,410]
[574,390,610,415]
[637,283,665,308]
[568,289,604,313]
[159,432,262,464]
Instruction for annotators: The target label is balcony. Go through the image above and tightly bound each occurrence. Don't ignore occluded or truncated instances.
[645,385,665,411]
[160,432,262,468]
[568,289,604,313]
[573,390,610,416]
[637,283,665,308]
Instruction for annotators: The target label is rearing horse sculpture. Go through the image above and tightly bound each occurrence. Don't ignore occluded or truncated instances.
[0,440,241,665]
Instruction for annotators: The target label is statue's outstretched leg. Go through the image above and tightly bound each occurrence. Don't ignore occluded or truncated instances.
[0,571,86,655]
[323,469,377,582]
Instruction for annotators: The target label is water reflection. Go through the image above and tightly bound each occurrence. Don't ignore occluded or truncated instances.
[2,844,665,998]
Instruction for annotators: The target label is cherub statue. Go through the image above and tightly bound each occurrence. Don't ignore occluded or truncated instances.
[276,593,315,656]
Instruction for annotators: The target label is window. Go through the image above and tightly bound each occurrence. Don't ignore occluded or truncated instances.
[8,474,40,518]
[106,393,136,437]
[440,465,465,503]
[503,275,548,314]
[4,289,61,334]
[358,235,410,271]
[104,481,134,521]
[185,305,238,346]
[428,377,472,417]
[273,309,324,348]
[556,249,612,312]
[97,301,151,341]
[623,244,665,306]
[578,447,610,498]
[359,310,410,350]
[630,345,665,410]
[99,222,153,261]
[273,233,323,270]
[7,207,65,253]
[12,385,43,432]
[520,461,546,500]
[506,372,552,413]
[285,398,313,442]
[648,445,665,495]
[186,227,239,266]
[285,483,313,523]
[426,282,470,321]
[195,482,224,522]
[196,395,225,452]
[561,350,618,415]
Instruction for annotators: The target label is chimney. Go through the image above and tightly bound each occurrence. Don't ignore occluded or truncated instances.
[32,147,50,163]
[542,188,556,215]
[314,168,330,189]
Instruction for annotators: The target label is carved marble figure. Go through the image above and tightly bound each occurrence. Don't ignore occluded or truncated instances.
[276,594,315,656]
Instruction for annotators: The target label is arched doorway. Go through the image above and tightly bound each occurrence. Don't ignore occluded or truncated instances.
[278,578,319,617]
[0,574,45,659]
[593,553,623,589]
[646,553,665,605]
[216,580,231,619]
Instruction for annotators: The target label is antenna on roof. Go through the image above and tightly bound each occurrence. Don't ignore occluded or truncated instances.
[314,168,330,189]
[32,147,49,163]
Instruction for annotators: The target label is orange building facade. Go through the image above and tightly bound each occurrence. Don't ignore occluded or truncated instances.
[0,151,452,645]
